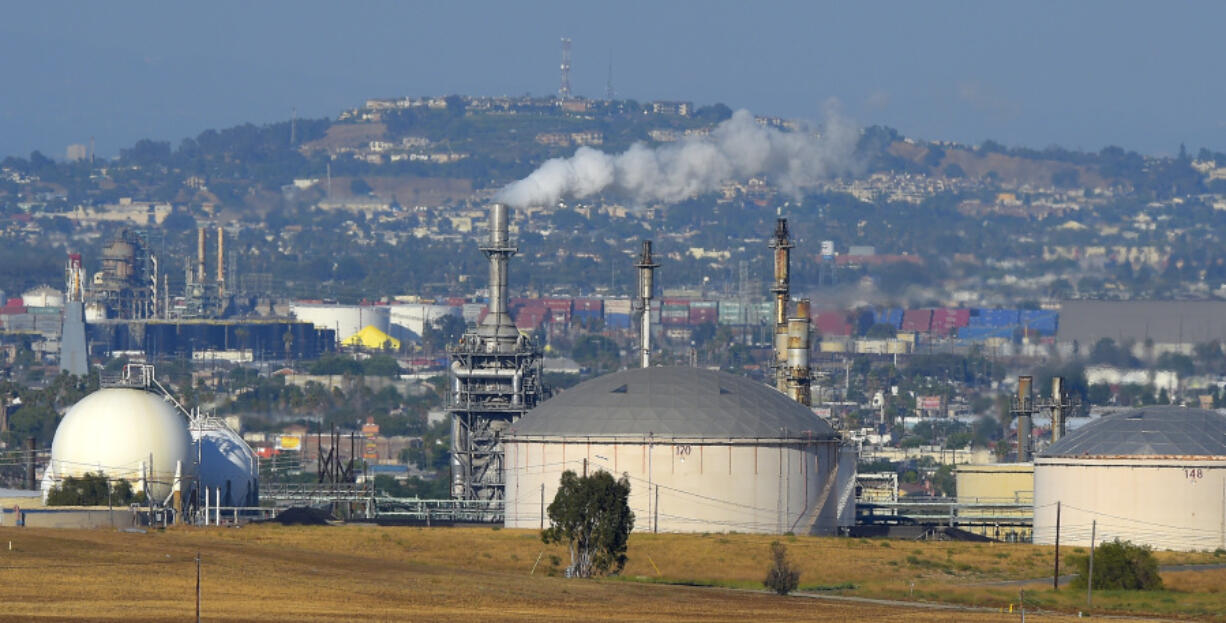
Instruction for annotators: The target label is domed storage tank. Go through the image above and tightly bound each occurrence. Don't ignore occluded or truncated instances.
[1034,406,1226,551]
[47,388,193,503]
[192,424,259,507]
[504,367,847,535]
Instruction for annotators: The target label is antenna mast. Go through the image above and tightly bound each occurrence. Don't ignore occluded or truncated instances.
[559,37,572,100]
[605,51,615,100]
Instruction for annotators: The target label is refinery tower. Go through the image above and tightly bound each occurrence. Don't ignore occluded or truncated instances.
[448,203,545,501]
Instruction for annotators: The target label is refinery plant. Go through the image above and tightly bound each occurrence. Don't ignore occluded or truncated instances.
[2,200,1225,559]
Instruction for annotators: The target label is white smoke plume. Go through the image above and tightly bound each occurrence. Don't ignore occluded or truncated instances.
[496,107,859,208]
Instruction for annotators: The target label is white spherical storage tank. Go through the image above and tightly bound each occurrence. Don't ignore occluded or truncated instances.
[193,424,259,507]
[47,388,193,503]
[1034,406,1226,551]
[504,367,846,535]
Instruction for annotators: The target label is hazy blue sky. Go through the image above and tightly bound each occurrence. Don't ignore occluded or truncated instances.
[3,1,1223,159]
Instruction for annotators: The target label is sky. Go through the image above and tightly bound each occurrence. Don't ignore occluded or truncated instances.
[2,1,1224,160]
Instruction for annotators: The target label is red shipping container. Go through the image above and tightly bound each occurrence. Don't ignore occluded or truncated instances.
[543,298,572,313]
[902,309,933,332]
[954,309,971,327]
[689,308,717,325]
[814,312,853,336]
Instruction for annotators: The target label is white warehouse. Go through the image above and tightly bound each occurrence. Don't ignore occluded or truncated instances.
[503,367,854,535]
[1034,406,1226,551]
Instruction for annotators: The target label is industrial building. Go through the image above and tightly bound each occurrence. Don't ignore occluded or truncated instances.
[86,318,335,361]
[1057,300,1226,356]
[1034,406,1226,551]
[502,366,851,534]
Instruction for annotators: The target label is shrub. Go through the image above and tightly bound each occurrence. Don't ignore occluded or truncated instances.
[764,541,800,595]
[1070,539,1163,591]
[46,472,144,506]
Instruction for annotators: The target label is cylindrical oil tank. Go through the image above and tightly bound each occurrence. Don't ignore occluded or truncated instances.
[1034,406,1226,551]
[47,388,193,503]
[504,367,847,535]
[290,303,390,342]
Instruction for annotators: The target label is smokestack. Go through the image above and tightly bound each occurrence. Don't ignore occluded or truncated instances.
[786,299,812,405]
[769,218,793,392]
[476,203,520,350]
[635,240,659,368]
[1051,376,1066,442]
[197,227,207,284]
[1016,376,1034,462]
[217,226,225,298]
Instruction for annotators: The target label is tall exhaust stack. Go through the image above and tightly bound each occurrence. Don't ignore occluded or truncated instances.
[196,227,207,284]
[1051,376,1066,442]
[476,203,520,350]
[768,218,793,392]
[786,298,812,405]
[1014,375,1034,462]
[635,240,659,368]
[216,226,225,299]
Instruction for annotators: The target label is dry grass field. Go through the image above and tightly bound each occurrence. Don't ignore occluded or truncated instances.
[0,524,1220,621]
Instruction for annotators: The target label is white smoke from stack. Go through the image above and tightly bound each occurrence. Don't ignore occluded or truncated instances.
[496,107,859,208]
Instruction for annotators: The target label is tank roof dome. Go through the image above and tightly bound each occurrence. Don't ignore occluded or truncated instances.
[1041,406,1226,458]
[510,367,837,440]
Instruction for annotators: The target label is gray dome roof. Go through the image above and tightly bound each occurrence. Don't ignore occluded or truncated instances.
[1042,406,1226,458]
[509,366,837,440]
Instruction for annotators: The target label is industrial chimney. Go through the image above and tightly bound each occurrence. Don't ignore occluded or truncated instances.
[768,218,793,393]
[1051,376,1066,442]
[635,240,659,368]
[216,226,225,299]
[196,227,207,284]
[1014,376,1034,461]
[475,203,521,351]
[786,298,812,405]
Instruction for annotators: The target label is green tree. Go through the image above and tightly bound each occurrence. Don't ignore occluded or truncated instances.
[571,335,621,373]
[1070,539,1162,591]
[541,470,634,578]
[764,541,800,595]
[46,472,143,506]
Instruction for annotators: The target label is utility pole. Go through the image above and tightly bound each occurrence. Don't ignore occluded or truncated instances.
[654,485,659,533]
[1053,501,1061,590]
[195,551,201,623]
[1087,520,1097,608]
[24,437,35,490]
[539,483,545,531]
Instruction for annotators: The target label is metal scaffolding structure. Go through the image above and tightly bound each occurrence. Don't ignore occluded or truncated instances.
[448,203,545,502]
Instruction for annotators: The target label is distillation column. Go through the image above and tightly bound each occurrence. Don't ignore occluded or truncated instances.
[635,240,659,368]
[768,218,793,393]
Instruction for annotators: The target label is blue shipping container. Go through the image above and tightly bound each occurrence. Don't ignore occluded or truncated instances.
[605,313,631,329]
